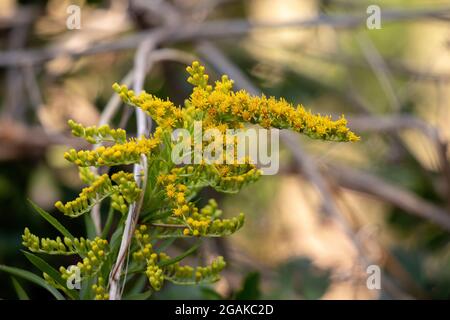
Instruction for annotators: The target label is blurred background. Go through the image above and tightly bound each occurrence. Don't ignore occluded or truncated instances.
[1,0,450,299]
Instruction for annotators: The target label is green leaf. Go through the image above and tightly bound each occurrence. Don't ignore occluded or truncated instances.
[277,258,330,300]
[0,265,65,300]
[201,287,223,300]
[80,277,95,300]
[28,200,74,239]
[84,213,97,239]
[124,290,153,300]
[235,272,261,300]
[22,251,77,300]
[156,237,176,252]
[126,274,147,296]
[158,242,200,267]
[101,205,115,239]
[11,277,29,300]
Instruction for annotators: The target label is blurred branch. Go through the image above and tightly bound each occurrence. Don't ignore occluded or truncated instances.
[296,47,450,82]
[1,8,34,121]
[347,115,450,204]
[349,34,450,207]
[0,6,37,29]
[0,7,449,67]
[327,163,450,232]
[21,64,43,110]
[356,34,401,112]
[0,120,87,161]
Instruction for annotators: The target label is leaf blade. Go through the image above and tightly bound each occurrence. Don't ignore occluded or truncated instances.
[11,277,30,300]
[22,251,77,299]
[0,265,65,300]
[28,200,74,239]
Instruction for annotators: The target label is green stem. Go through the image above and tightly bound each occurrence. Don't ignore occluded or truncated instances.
[101,205,115,239]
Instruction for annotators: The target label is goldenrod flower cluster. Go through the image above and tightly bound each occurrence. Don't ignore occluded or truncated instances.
[92,277,109,300]
[209,163,261,193]
[68,120,127,144]
[164,256,226,285]
[194,256,226,282]
[133,226,226,287]
[55,174,113,217]
[133,225,165,291]
[78,167,97,184]
[22,61,358,299]
[181,199,245,237]
[158,169,192,217]
[64,136,159,167]
[184,61,359,142]
[22,228,76,255]
[60,237,108,280]
[115,61,358,143]
[22,229,105,257]
[151,165,248,239]
[111,171,142,214]
[54,171,141,217]
[112,83,184,130]
[186,61,212,90]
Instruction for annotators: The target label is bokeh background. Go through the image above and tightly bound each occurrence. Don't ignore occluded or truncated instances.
[1,0,450,299]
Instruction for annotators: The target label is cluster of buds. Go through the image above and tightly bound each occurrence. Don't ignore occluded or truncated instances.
[64,136,159,167]
[214,75,234,94]
[146,264,164,291]
[133,224,151,246]
[78,167,97,184]
[68,119,127,144]
[111,171,142,205]
[165,263,194,282]
[55,171,141,217]
[211,165,261,194]
[55,174,113,217]
[184,215,245,238]
[208,214,245,236]
[22,228,75,255]
[186,61,212,91]
[92,277,109,300]
[183,199,245,237]
[60,237,108,280]
[156,168,195,218]
[133,226,225,289]
[133,225,165,291]
[184,61,359,142]
[195,256,226,282]
[112,83,184,130]
[164,256,226,285]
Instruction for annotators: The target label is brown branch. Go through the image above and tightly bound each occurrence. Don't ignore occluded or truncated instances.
[347,115,450,204]
[0,7,449,67]
[326,163,450,232]
[0,119,88,161]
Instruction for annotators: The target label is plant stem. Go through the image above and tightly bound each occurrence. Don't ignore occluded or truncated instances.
[101,205,115,239]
